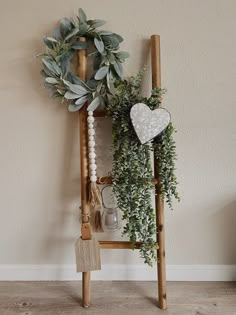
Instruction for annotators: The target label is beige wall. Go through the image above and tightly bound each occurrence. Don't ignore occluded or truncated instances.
[0,0,236,268]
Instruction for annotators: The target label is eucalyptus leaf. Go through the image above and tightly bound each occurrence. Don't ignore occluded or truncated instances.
[68,103,84,112]
[36,53,48,58]
[94,38,104,53]
[79,22,88,35]
[59,50,74,75]
[57,89,64,95]
[46,37,59,43]
[63,79,73,87]
[43,37,54,49]
[60,58,69,75]
[93,53,102,70]
[101,34,120,49]
[65,28,80,41]
[116,51,130,60]
[106,72,111,90]
[66,48,74,60]
[98,30,113,35]
[60,17,73,37]
[113,33,123,43]
[42,58,61,76]
[86,79,98,90]
[52,26,62,41]
[66,72,92,90]
[72,41,87,50]
[64,91,81,99]
[113,62,123,77]
[67,82,89,95]
[42,65,55,78]
[107,52,115,64]
[78,8,87,23]
[75,95,89,105]
[89,19,106,28]
[87,96,100,111]
[45,77,58,84]
[94,66,109,80]
[88,51,98,57]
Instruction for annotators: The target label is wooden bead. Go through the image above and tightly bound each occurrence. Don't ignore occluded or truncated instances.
[90,164,97,171]
[88,140,95,148]
[87,116,94,123]
[88,129,95,136]
[90,175,97,182]
[87,108,98,188]
[89,152,96,159]
[90,158,96,164]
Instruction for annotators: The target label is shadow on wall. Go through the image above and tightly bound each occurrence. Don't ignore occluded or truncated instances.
[213,201,236,264]
[45,111,80,276]
[29,25,81,269]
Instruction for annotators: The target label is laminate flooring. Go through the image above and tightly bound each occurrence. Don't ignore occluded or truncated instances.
[0,281,235,315]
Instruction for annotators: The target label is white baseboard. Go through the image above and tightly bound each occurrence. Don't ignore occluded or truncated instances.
[0,264,235,281]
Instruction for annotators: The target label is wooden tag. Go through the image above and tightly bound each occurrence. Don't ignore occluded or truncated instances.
[81,223,92,240]
[75,237,101,272]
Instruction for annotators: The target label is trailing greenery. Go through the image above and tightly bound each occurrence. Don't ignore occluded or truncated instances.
[153,123,180,209]
[144,81,180,210]
[38,8,129,112]
[107,71,179,265]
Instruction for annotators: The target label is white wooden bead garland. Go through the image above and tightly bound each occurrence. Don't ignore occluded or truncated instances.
[87,111,103,232]
[87,111,97,182]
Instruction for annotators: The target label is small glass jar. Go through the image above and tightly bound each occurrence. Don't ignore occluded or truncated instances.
[101,185,122,232]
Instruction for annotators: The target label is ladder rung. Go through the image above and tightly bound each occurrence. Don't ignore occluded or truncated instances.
[93,110,106,117]
[97,176,158,185]
[99,241,159,249]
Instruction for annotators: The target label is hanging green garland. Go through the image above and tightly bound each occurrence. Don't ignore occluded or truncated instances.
[107,71,179,265]
[38,8,129,112]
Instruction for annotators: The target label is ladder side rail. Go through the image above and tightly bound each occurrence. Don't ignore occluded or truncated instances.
[151,34,167,310]
[77,37,91,308]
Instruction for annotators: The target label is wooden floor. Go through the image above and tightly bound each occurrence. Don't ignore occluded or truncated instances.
[0,281,235,315]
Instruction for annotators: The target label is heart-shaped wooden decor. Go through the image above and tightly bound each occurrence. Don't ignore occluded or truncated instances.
[130,103,171,144]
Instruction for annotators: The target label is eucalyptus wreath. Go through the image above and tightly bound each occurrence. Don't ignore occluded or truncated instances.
[38,8,129,112]
[107,70,179,265]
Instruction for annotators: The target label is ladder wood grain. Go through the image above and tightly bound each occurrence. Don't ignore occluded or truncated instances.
[77,37,91,308]
[93,109,106,117]
[151,34,167,310]
[96,176,158,185]
[99,241,159,249]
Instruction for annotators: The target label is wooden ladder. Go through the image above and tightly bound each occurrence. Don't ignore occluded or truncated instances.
[77,34,167,310]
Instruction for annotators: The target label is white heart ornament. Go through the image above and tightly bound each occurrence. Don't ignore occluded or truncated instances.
[130,103,171,144]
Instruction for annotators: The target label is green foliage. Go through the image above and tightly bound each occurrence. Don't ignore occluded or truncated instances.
[38,8,129,112]
[107,71,179,265]
[153,123,180,209]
